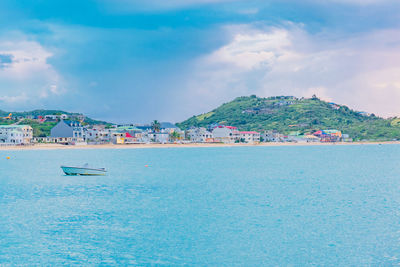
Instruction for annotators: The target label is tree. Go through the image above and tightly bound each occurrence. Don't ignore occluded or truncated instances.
[170,131,181,141]
[151,120,161,133]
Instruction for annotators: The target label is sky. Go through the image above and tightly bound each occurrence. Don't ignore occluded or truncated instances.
[0,0,400,123]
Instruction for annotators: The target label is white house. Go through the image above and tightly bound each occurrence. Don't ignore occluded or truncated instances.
[147,132,169,144]
[86,126,111,143]
[261,131,285,142]
[238,131,260,143]
[187,127,213,143]
[60,114,69,120]
[0,125,33,144]
[44,114,59,120]
[212,126,239,143]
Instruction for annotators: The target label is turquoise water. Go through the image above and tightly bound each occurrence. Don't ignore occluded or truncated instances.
[1,145,400,266]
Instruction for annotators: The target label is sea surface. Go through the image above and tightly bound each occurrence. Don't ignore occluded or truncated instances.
[1,145,400,266]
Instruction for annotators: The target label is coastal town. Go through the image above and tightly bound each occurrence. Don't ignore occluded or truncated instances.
[0,113,353,146]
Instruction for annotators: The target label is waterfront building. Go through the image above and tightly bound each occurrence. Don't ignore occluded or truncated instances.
[112,132,139,144]
[86,126,111,143]
[305,135,320,142]
[147,132,169,144]
[109,126,145,144]
[186,127,213,143]
[238,131,260,143]
[313,130,342,142]
[0,125,33,144]
[212,126,239,143]
[50,120,86,143]
[261,131,285,142]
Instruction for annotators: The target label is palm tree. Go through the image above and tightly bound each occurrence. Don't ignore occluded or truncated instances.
[151,120,161,133]
[170,131,181,141]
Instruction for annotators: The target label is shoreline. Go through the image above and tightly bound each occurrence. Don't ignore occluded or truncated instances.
[0,141,399,151]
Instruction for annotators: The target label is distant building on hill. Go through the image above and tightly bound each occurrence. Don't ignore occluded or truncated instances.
[44,115,59,121]
[329,102,341,110]
[358,111,371,117]
[60,114,69,120]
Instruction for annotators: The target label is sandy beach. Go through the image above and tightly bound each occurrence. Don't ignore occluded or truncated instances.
[0,141,398,151]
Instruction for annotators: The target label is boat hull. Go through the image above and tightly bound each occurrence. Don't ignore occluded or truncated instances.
[61,166,107,176]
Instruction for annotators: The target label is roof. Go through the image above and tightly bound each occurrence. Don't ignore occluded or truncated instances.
[214,125,237,130]
[116,126,141,131]
[64,121,81,127]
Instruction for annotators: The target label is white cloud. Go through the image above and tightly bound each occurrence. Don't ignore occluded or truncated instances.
[183,24,400,118]
[0,38,65,105]
[204,29,291,70]
[0,93,28,104]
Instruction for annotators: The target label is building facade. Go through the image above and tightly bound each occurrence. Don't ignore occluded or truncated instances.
[0,125,33,144]
[50,120,86,143]
[187,127,213,143]
[238,131,260,143]
[212,126,239,143]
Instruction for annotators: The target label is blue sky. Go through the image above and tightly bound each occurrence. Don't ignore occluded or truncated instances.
[0,0,400,123]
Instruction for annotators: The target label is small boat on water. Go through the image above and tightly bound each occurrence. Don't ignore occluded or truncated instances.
[61,164,107,176]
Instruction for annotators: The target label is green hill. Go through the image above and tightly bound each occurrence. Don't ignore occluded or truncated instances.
[177,95,400,141]
[0,109,76,118]
[0,109,111,137]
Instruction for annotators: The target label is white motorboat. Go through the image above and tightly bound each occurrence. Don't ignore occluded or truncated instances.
[61,164,107,176]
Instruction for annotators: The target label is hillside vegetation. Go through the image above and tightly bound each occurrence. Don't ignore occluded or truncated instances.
[0,109,110,137]
[177,95,400,141]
